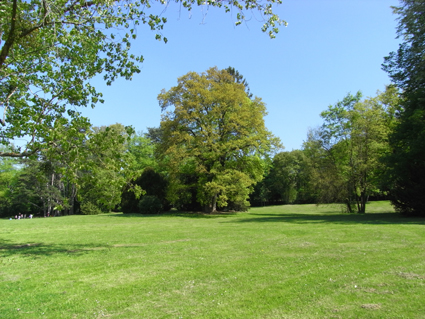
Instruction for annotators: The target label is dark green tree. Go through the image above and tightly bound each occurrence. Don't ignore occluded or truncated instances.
[121,167,169,214]
[225,67,253,99]
[7,159,68,217]
[266,150,312,204]
[382,0,425,216]
[145,127,164,145]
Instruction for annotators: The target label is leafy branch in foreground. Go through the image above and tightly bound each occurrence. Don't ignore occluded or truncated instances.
[0,0,285,158]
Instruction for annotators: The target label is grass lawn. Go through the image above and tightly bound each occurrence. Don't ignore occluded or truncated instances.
[1,201,424,318]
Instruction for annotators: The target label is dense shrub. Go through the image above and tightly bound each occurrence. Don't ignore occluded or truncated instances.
[224,200,249,212]
[80,201,102,215]
[138,196,163,214]
[121,167,170,214]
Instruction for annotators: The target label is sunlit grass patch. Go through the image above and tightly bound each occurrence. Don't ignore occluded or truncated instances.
[1,201,424,318]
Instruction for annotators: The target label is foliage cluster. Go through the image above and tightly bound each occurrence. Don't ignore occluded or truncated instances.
[0,124,141,217]
[303,88,399,213]
[0,74,406,217]
[250,87,399,214]
[121,166,169,214]
[156,67,281,213]
[137,195,163,214]
[0,63,282,217]
[381,0,425,216]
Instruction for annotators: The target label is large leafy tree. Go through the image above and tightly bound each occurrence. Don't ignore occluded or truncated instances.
[382,0,425,216]
[78,123,135,214]
[0,0,284,158]
[305,88,398,213]
[157,67,281,212]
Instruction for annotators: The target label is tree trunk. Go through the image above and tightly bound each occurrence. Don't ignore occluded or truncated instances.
[358,191,367,213]
[345,199,353,213]
[356,174,367,213]
[69,184,76,215]
[204,194,217,213]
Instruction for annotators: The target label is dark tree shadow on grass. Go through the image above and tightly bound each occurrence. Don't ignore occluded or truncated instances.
[0,239,109,258]
[108,211,238,219]
[229,212,425,225]
[107,209,425,225]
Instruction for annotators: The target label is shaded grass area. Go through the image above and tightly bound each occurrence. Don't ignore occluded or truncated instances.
[1,201,424,318]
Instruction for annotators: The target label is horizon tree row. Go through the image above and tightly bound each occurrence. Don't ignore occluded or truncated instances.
[0,57,421,217]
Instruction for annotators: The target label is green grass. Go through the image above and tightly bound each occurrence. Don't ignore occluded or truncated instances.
[1,201,424,318]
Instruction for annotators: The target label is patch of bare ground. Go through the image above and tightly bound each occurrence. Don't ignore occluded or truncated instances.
[361,304,381,310]
[362,287,394,294]
[112,239,190,247]
[397,272,424,280]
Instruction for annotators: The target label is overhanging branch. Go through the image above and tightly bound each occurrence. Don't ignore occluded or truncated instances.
[0,148,39,158]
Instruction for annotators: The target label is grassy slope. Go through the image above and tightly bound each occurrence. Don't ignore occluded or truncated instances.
[1,201,424,318]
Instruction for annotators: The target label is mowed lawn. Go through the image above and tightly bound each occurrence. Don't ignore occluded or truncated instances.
[1,202,424,318]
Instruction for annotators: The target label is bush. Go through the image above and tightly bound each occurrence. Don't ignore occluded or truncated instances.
[224,200,249,212]
[138,196,163,214]
[80,201,102,215]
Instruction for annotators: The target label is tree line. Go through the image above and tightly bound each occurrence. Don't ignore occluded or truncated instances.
[251,86,399,213]
[1,0,424,216]
[0,71,408,217]
[0,67,279,216]
[256,0,425,217]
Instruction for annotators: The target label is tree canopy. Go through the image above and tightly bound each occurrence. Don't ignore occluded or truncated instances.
[250,150,312,206]
[0,122,138,217]
[382,0,425,216]
[303,88,398,213]
[157,67,281,212]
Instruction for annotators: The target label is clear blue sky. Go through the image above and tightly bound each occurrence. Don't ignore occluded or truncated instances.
[81,0,401,151]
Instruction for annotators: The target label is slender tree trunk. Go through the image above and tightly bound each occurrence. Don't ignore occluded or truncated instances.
[356,197,361,213]
[205,194,217,213]
[70,184,76,215]
[345,199,353,213]
[46,173,55,216]
[360,191,367,213]
[357,173,367,213]
[42,198,46,217]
